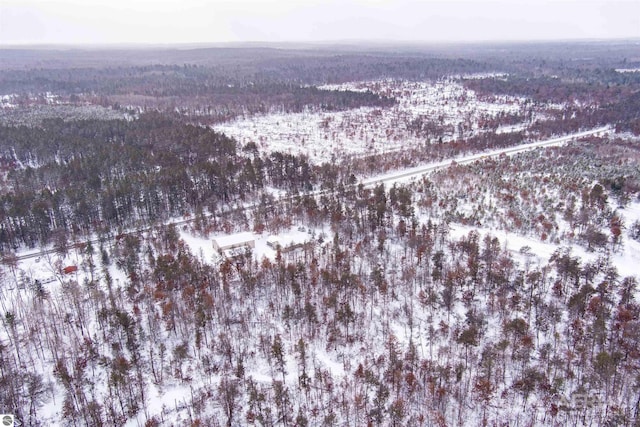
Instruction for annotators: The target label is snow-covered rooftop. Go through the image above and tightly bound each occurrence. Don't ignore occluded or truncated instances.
[212,232,255,250]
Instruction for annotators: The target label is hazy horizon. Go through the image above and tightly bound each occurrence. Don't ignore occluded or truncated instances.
[2,0,639,46]
[2,37,640,50]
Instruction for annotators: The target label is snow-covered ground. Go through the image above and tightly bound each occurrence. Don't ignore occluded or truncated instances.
[448,199,640,281]
[180,225,319,265]
[0,92,61,108]
[2,183,639,426]
[214,79,553,164]
[0,74,634,425]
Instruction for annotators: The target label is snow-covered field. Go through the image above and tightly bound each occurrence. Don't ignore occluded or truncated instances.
[215,79,553,164]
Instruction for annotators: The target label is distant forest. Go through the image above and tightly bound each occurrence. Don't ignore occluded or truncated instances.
[1,42,640,251]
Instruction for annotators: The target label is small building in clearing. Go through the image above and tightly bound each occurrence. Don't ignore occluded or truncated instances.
[212,232,255,252]
[266,233,311,254]
[62,265,78,274]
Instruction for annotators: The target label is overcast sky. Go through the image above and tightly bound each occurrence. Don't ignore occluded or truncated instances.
[1,0,639,45]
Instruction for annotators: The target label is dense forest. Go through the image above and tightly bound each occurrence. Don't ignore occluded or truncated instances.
[1,42,640,426]
[0,114,321,250]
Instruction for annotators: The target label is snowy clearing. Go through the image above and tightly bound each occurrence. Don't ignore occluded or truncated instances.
[215,79,557,164]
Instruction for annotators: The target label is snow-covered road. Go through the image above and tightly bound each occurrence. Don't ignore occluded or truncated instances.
[360,126,611,188]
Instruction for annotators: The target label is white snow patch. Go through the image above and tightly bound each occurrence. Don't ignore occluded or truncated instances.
[215,79,540,164]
